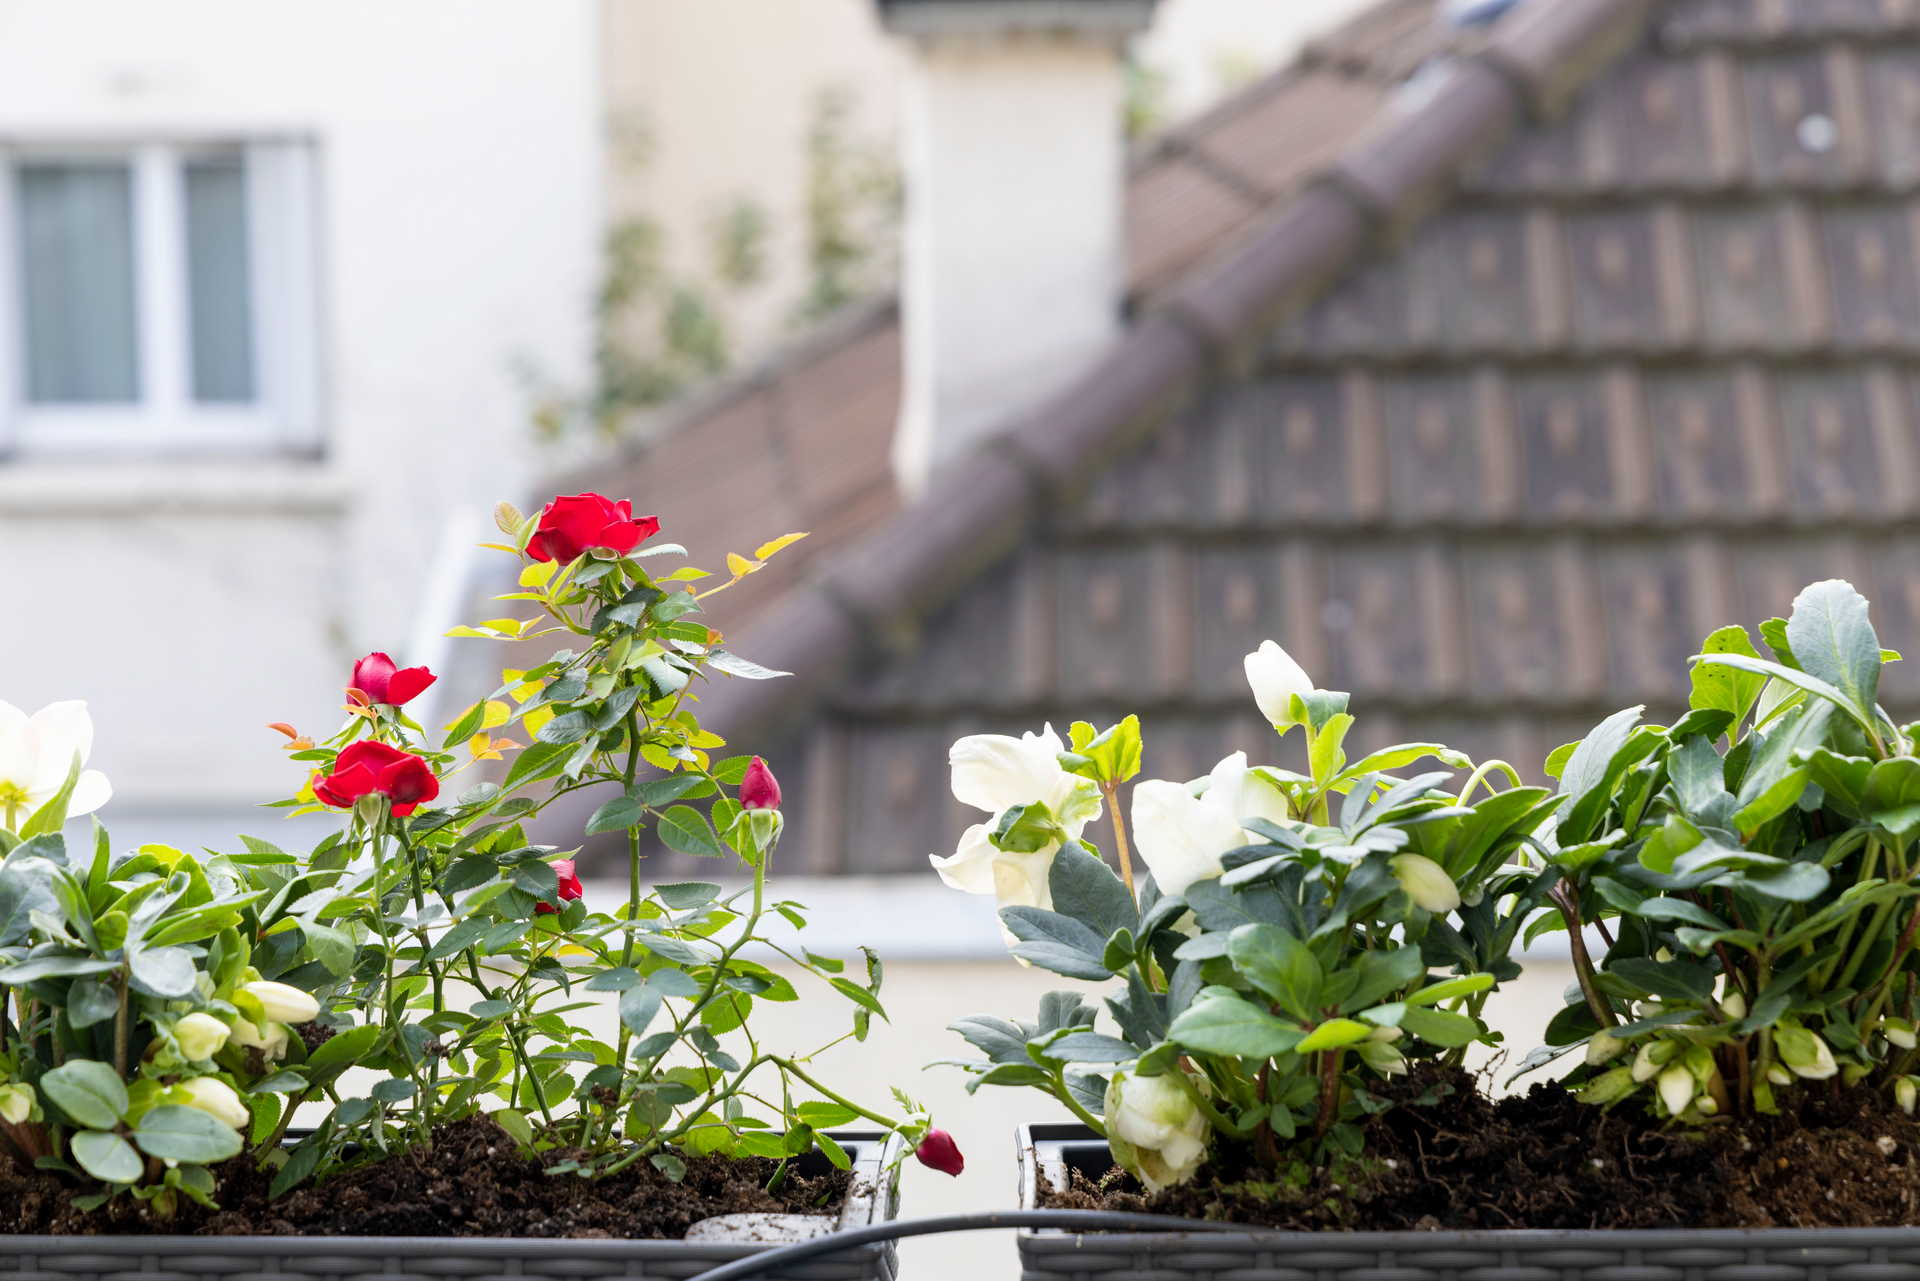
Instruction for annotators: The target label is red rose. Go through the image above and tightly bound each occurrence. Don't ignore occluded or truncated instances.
[350,652,436,707]
[739,757,781,811]
[313,741,441,817]
[526,493,660,564]
[913,1129,964,1177]
[535,858,584,915]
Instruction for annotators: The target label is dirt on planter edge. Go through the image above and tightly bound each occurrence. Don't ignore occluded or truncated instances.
[1041,1065,1920,1230]
[0,1116,860,1239]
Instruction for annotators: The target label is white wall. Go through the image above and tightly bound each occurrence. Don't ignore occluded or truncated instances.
[0,1,599,828]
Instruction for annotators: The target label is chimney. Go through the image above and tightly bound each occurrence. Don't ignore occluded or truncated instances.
[879,0,1157,494]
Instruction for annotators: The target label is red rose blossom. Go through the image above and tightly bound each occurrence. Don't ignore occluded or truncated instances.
[350,652,436,707]
[526,493,660,564]
[535,858,584,916]
[739,757,781,811]
[313,741,441,817]
[913,1129,964,1177]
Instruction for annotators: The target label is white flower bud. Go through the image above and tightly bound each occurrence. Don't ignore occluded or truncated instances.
[1720,991,1747,1021]
[1776,1026,1839,1081]
[1243,640,1313,727]
[1898,1077,1918,1115]
[229,1017,290,1062]
[1104,1069,1208,1193]
[1631,1043,1662,1083]
[176,1077,250,1131]
[1767,1063,1793,1087]
[1694,1094,1718,1116]
[1586,1031,1626,1066]
[1885,1018,1917,1050]
[242,980,319,1024]
[1657,1063,1695,1117]
[173,1012,230,1062]
[1388,853,1461,913]
[0,1082,34,1125]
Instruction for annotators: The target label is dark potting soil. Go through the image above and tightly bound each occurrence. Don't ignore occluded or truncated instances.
[1041,1066,1920,1230]
[0,1116,855,1238]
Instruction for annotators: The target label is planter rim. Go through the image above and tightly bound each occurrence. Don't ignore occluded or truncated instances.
[1,1128,903,1256]
[1015,1122,1920,1244]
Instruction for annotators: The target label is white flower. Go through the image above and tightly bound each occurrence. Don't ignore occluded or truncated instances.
[243,980,319,1024]
[1585,1031,1625,1067]
[1631,1043,1663,1083]
[173,1013,231,1062]
[1130,753,1290,898]
[175,1076,250,1130]
[229,1016,290,1061]
[1243,641,1313,727]
[1388,854,1461,913]
[0,700,111,830]
[1104,1069,1208,1193]
[0,1082,34,1125]
[1898,1078,1917,1115]
[1777,1026,1838,1080]
[931,725,1102,915]
[1884,1018,1917,1051]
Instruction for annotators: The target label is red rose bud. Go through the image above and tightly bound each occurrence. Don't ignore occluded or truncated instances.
[526,493,660,564]
[313,741,441,816]
[739,757,781,811]
[536,858,585,916]
[914,1129,964,1177]
[350,652,436,707]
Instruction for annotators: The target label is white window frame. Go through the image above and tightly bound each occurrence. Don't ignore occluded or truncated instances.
[0,138,320,458]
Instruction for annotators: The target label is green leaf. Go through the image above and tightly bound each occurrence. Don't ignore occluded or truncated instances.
[706,651,791,680]
[42,1060,129,1129]
[1556,706,1647,842]
[1001,906,1112,981]
[1048,845,1136,940]
[1689,625,1767,727]
[1731,701,1834,833]
[0,954,118,984]
[134,1104,243,1163]
[655,881,720,910]
[1398,1007,1483,1048]
[1785,579,1881,725]
[1295,1017,1371,1052]
[1064,716,1143,784]
[1039,1032,1137,1064]
[1168,994,1304,1058]
[1866,758,1920,836]
[128,945,198,999]
[1693,652,1873,735]
[1406,973,1494,1006]
[1226,923,1321,1020]
[70,1129,142,1184]
[657,806,725,857]
[19,753,83,840]
[306,1024,383,1076]
[536,709,596,745]
[65,980,119,1029]
[586,797,646,836]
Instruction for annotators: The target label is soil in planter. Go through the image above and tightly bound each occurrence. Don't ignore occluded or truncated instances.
[0,1116,855,1238]
[1041,1065,1920,1230]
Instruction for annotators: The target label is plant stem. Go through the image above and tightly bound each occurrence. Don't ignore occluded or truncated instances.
[1550,881,1616,1029]
[112,971,129,1077]
[1101,781,1136,899]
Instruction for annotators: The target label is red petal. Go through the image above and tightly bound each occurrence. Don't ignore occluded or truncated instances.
[351,653,396,703]
[384,666,437,706]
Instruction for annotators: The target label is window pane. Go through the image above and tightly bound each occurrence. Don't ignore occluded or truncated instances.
[183,153,256,403]
[16,161,140,403]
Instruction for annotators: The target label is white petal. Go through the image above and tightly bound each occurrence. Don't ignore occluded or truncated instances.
[24,701,94,796]
[65,769,112,818]
[949,732,1061,815]
[1244,640,1313,725]
[0,700,32,789]
[929,823,999,895]
[1132,779,1240,898]
[989,844,1058,912]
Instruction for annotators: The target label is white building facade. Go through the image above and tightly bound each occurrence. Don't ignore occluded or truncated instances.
[0,1,600,840]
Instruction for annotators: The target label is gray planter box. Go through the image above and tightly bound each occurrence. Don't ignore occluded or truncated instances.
[1017,1123,1920,1281]
[0,1131,902,1281]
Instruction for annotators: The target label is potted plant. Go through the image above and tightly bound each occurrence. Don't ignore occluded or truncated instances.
[933,582,1920,1278]
[0,493,959,1281]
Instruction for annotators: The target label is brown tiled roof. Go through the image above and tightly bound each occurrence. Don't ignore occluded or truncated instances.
[553,0,1920,875]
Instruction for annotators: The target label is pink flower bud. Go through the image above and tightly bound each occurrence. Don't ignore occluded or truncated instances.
[914,1128,964,1177]
[740,757,782,811]
[350,652,436,707]
[536,859,584,915]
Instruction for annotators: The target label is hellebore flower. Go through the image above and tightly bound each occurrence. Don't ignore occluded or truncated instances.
[931,725,1101,914]
[526,493,660,563]
[1105,1069,1208,1193]
[230,1017,291,1061]
[173,1013,231,1061]
[243,980,320,1025]
[913,1129,965,1177]
[0,1082,34,1125]
[1656,1063,1695,1117]
[1131,751,1290,897]
[313,741,440,816]
[1389,853,1461,913]
[739,757,781,810]
[1899,1078,1918,1115]
[350,653,437,707]
[176,1077,250,1130]
[1776,1025,1839,1080]
[0,700,111,830]
[536,858,585,915]
[1243,640,1314,728]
